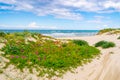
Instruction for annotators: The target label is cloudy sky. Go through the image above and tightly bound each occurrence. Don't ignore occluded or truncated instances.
[0,0,120,30]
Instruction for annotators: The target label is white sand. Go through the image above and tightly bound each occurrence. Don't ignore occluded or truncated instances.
[57,35,120,80]
[0,35,120,80]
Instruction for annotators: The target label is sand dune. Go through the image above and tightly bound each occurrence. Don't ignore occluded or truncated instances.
[57,35,120,80]
[0,35,120,80]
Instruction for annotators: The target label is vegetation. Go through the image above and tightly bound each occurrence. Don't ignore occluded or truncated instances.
[0,69,3,74]
[0,31,6,37]
[73,40,88,46]
[117,36,120,39]
[97,28,120,35]
[0,31,100,78]
[95,41,107,47]
[95,40,115,48]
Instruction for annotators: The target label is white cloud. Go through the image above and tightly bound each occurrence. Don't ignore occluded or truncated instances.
[0,24,7,27]
[57,0,120,12]
[0,22,58,29]
[28,22,58,29]
[58,0,100,12]
[87,15,105,24]
[51,8,83,20]
[0,0,120,20]
[0,0,16,4]
[103,24,108,27]
[87,20,102,24]
[28,22,39,28]
[103,1,120,10]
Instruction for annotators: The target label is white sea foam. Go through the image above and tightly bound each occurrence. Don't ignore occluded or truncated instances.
[43,32,97,38]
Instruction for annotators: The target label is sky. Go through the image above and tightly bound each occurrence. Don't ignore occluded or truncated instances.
[0,0,120,30]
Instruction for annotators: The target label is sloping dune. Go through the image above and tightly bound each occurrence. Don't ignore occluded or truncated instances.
[58,35,120,80]
[0,35,120,80]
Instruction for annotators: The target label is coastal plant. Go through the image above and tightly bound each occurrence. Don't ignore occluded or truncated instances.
[95,41,107,47]
[102,42,115,48]
[0,69,3,74]
[97,28,120,35]
[95,40,115,48]
[117,36,120,39]
[1,32,100,78]
[72,40,88,46]
[0,31,6,37]
[97,28,115,35]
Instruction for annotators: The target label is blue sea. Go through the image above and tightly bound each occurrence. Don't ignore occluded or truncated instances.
[0,30,99,38]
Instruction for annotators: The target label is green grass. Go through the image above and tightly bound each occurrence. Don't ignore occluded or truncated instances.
[95,41,115,48]
[73,40,88,46]
[97,28,120,35]
[0,31,6,37]
[97,28,115,34]
[117,36,120,39]
[0,69,3,74]
[95,41,107,47]
[0,31,100,78]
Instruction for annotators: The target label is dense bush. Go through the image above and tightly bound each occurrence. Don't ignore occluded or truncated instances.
[0,31,6,37]
[117,36,120,39]
[102,42,115,48]
[95,40,115,48]
[1,32,100,77]
[73,40,88,46]
[95,41,107,47]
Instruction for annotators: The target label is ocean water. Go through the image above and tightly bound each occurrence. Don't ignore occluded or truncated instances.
[0,30,99,38]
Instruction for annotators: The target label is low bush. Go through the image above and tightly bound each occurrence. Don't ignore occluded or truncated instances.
[102,42,115,48]
[117,36,120,39]
[95,41,107,47]
[0,31,6,37]
[73,40,88,46]
[95,41,115,48]
[1,32,100,78]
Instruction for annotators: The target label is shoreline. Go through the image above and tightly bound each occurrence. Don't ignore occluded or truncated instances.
[0,34,120,80]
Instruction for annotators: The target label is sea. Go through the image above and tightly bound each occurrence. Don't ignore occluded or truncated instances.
[0,30,99,38]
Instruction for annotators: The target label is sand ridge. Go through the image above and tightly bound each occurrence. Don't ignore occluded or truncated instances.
[0,35,120,80]
[57,35,120,80]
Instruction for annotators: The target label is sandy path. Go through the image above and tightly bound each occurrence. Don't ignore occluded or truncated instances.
[57,35,120,80]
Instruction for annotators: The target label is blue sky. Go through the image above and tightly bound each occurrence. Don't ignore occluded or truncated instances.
[0,0,120,30]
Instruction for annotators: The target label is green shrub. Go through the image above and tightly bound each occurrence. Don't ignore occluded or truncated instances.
[95,41,107,47]
[95,41,115,48]
[73,40,88,46]
[1,32,100,78]
[102,42,115,48]
[0,69,3,74]
[0,31,6,37]
[62,43,67,47]
[117,36,120,39]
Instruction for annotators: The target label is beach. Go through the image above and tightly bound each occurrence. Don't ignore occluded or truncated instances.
[56,35,120,80]
[0,34,120,80]
[1,0,120,79]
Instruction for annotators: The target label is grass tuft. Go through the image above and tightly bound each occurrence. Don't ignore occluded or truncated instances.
[73,40,88,46]
[97,28,120,35]
[0,31,6,37]
[1,31,100,78]
[117,36,120,39]
[95,40,115,48]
